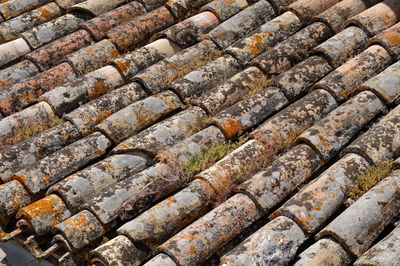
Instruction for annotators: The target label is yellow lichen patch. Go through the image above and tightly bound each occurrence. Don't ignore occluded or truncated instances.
[346,160,393,205]
[245,75,272,97]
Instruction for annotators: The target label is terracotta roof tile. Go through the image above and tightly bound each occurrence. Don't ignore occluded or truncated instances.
[24,29,93,71]
[285,0,340,24]
[0,59,39,90]
[369,21,400,59]
[201,0,248,22]
[0,38,31,68]
[54,0,84,10]
[139,0,168,11]
[0,0,51,20]
[165,0,212,20]
[67,0,127,17]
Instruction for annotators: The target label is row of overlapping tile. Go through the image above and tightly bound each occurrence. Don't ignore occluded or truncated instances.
[0,0,399,264]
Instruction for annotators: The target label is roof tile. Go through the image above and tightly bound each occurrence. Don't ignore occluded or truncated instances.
[107,6,175,51]
[344,0,400,37]
[317,169,400,256]
[0,0,51,20]
[0,38,31,68]
[358,60,400,104]
[194,66,264,115]
[24,29,93,71]
[298,91,385,161]
[170,54,241,103]
[165,0,212,20]
[116,178,216,249]
[314,45,392,103]
[21,14,84,49]
[143,254,176,266]
[0,180,31,217]
[54,0,84,10]
[208,1,276,49]
[65,39,120,75]
[0,62,77,115]
[139,0,168,11]
[0,59,39,90]
[220,216,306,265]
[65,81,147,135]
[94,90,183,144]
[272,153,371,234]
[226,11,302,65]
[151,11,219,48]
[285,0,340,24]
[295,238,351,266]
[47,152,151,213]
[200,0,248,22]
[313,26,368,68]
[369,22,400,59]
[238,144,321,213]
[67,0,127,16]
[112,106,207,156]
[0,2,62,42]
[80,1,146,41]
[40,65,124,116]
[212,86,288,139]
[158,193,261,265]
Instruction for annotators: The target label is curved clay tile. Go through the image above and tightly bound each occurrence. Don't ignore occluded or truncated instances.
[165,0,212,20]
[208,1,276,49]
[0,180,32,217]
[24,29,93,71]
[369,22,400,59]
[201,0,248,22]
[139,0,168,11]
[285,0,339,23]
[0,38,30,67]
[80,1,146,41]
[0,59,39,90]
[21,14,84,49]
[151,11,219,48]
[0,0,51,20]
[0,2,62,42]
[344,0,400,37]
[67,0,126,17]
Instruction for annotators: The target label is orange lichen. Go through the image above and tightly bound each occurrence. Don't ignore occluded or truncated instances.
[88,80,110,99]
[218,118,246,139]
[114,60,131,73]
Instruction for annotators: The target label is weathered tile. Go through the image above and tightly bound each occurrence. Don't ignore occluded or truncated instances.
[0,63,77,115]
[158,194,261,265]
[143,254,176,266]
[54,210,104,249]
[344,0,400,36]
[113,106,207,155]
[66,39,120,75]
[54,0,84,9]
[273,56,332,100]
[298,91,385,161]
[358,60,400,104]
[208,1,275,49]
[295,238,351,266]
[40,65,124,116]
[65,82,147,135]
[117,178,216,249]
[226,11,302,65]
[220,216,307,266]
[237,144,321,214]
[0,38,30,68]
[317,170,400,256]
[314,45,392,103]
[10,132,111,195]
[313,0,375,33]
[119,126,225,220]
[196,140,268,199]
[25,29,93,71]
[313,26,368,68]
[170,54,241,103]
[67,0,126,16]
[107,6,175,51]
[0,121,80,183]
[47,152,151,213]
[251,89,337,154]
[151,11,219,48]
[343,104,400,166]
[16,194,71,236]
[87,235,147,266]
[88,163,173,225]
[355,223,400,266]
[272,153,371,234]
[80,1,146,41]
[0,102,54,148]
[268,0,296,12]
[165,0,212,20]
[133,40,219,94]
[139,0,168,11]
[194,66,265,115]
[212,86,288,138]
[201,0,248,21]
[21,14,84,49]
[0,0,50,20]
[285,0,339,23]
[94,90,183,144]
[0,60,38,90]
[0,3,62,42]
[251,22,332,75]
[113,38,182,82]
[0,180,31,217]
[369,22,400,59]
